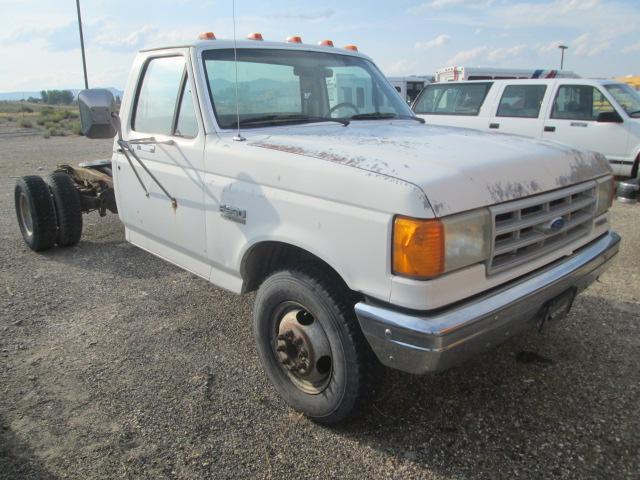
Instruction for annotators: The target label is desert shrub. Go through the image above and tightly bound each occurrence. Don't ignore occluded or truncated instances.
[36,117,46,125]
[6,116,13,121]
[44,121,55,129]
[70,121,83,135]
[47,126,64,136]
[41,106,55,115]
[18,118,33,128]
[21,106,34,113]
[43,131,51,139]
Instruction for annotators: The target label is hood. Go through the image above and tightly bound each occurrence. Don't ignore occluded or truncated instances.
[247,121,611,217]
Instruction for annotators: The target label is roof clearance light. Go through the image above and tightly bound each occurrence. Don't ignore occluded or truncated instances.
[319,39,334,47]
[287,36,303,43]
[198,32,216,40]
[344,44,358,52]
[247,32,264,41]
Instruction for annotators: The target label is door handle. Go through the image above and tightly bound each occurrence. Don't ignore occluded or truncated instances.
[136,144,156,154]
[544,126,556,132]
[489,123,500,129]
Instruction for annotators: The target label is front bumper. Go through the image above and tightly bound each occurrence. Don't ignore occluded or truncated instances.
[355,231,620,374]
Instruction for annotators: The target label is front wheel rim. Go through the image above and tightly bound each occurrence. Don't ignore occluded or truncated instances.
[272,303,333,395]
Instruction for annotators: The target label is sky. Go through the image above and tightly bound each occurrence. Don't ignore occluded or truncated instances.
[1,0,639,92]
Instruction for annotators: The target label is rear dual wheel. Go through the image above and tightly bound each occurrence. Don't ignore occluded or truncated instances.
[15,176,57,251]
[14,172,83,251]
[46,172,83,247]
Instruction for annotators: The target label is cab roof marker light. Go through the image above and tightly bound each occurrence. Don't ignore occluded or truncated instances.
[319,40,334,47]
[287,36,303,43]
[247,32,263,41]
[198,32,216,40]
[344,44,358,52]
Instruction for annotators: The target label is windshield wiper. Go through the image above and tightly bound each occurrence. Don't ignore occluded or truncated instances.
[230,114,349,128]
[628,110,640,117]
[350,112,425,123]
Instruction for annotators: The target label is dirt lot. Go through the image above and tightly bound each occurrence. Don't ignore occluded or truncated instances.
[1,132,638,479]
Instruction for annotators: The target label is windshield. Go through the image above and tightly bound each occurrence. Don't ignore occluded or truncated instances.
[202,48,414,129]
[605,83,640,117]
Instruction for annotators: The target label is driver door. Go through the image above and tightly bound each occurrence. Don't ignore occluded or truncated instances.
[114,51,209,278]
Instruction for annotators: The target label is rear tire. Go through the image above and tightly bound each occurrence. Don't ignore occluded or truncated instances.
[46,171,83,247]
[253,268,381,425]
[14,175,57,252]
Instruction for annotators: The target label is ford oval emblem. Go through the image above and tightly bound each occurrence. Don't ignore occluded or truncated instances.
[546,217,565,232]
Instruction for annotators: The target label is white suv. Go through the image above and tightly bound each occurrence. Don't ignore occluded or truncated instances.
[413,79,640,177]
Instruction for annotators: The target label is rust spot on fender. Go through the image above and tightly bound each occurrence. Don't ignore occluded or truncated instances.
[556,151,610,187]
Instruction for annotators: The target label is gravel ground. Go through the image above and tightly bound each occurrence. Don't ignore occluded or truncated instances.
[1,132,638,480]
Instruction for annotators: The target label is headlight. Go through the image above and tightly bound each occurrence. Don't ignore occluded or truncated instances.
[595,176,615,217]
[392,208,491,279]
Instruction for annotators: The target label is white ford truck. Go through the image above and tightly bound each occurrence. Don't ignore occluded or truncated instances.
[14,34,620,424]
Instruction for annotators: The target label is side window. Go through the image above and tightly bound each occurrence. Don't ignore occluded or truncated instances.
[133,56,185,134]
[356,87,365,108]
[496,85,547,118]
[414,83,491,115]
[551,85,616,121]
[175,81,198,138]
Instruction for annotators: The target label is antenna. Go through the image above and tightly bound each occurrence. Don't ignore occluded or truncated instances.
[232,0,245,142]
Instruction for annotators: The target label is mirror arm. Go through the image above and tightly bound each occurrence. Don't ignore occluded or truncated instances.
[111,114,178,209]
[128,137,175,146]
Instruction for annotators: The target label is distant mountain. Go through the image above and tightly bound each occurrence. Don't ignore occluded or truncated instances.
[0,87,124,102]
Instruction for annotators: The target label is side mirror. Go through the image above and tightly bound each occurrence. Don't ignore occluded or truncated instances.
[78,89,117,138]
[596,111,623,123]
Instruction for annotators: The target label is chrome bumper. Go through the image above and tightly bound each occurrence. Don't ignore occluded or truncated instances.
[355,231,620,375]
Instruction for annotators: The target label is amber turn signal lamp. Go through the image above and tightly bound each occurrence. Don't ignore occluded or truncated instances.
[392,216,445,279]
[198,32,216,40]
[287,36,303,43]
[319,39,334,47]
[344,44,358,51]
[247,32,264,41]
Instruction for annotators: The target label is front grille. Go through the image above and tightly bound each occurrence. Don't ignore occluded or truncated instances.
[488,181,596,274]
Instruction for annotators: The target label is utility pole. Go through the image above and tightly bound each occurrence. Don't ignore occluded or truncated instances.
[75,0,89,89]
[558,45,568,70]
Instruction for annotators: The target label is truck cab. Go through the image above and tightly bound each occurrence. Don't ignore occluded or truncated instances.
[14,33,620,425]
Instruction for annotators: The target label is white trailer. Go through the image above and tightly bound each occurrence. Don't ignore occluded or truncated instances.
[387,76,432,103]
[435,66,579,82]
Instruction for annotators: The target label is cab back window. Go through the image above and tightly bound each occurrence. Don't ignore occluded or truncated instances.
[496,85,547,118]
[551,85,615,121]
[413,83,492,115]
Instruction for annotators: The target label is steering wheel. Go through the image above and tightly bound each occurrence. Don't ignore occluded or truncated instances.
[329,102,360,117]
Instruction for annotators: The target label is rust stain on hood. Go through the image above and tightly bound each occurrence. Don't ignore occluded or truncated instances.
[249,122,611,216]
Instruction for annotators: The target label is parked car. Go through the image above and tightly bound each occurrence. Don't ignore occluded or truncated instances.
[413,78,640,177]
[14,33,620,424]
[434,66,579,82]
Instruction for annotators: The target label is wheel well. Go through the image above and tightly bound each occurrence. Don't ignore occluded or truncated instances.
[631,153,640,179]
[241,241,351,295]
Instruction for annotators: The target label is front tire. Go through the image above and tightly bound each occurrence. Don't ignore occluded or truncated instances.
[253,268,380,425]
[14,175,57,252]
